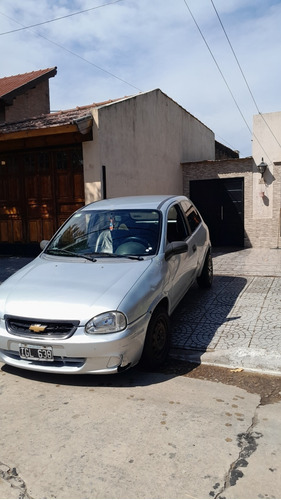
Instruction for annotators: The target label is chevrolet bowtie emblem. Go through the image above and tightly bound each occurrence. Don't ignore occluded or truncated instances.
[29,324,47,333]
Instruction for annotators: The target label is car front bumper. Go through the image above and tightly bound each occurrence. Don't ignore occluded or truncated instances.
[0,314,149,374]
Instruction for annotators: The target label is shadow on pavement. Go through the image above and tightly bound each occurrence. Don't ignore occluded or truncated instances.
[170,275,248,364]
[1,362,197,388]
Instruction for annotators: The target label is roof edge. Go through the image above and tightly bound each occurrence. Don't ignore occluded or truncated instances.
[1,67,57,104]
[181,156,253,165]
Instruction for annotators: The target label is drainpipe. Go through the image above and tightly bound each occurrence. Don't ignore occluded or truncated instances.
[102,165,107,199]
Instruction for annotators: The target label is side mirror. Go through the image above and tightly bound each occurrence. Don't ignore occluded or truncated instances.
[40,240,49,250]
[165,241,188,261]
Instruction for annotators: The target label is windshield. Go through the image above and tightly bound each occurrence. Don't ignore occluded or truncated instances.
[46,209,161,258]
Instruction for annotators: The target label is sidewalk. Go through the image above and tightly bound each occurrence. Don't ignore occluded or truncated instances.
[212,246,281,277]
[170,247,281,375]
[1,248,281,375]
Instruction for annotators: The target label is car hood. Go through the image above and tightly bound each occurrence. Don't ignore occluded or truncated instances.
[0,255,152,323]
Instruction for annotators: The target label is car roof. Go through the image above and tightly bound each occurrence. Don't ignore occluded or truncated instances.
[82,195,189,211]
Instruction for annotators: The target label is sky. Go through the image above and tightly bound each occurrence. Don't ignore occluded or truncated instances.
[1,0,281,158]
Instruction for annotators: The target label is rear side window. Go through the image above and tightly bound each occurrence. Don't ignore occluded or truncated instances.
[180,201,202,234]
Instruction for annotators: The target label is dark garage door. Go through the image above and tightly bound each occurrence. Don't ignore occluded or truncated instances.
[190,178,244,247]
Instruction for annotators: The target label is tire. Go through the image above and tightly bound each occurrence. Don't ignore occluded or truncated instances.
[197,251,213,289]
[141,306,170,369]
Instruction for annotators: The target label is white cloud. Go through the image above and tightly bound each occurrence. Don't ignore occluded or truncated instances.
[1,0,281,157]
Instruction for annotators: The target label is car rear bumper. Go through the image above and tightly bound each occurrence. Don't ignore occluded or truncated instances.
[0,314,149,374]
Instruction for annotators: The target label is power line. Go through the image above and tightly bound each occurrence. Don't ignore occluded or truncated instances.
[183,0,271,160]
[210,0,281,155]
[0,6,142,93]
[182,2,251,133]
[210,0,260,112]
[0,0,124,36]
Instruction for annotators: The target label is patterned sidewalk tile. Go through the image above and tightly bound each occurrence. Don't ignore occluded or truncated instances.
[170,273,281,356]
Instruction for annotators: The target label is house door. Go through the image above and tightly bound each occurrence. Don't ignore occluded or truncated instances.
[190,178,244,247]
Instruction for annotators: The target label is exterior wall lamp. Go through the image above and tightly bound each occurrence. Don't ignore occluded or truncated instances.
[257,158,268,179]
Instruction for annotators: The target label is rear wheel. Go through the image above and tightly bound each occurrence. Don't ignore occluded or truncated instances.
[141,306,170,369]
[197,251,213,288]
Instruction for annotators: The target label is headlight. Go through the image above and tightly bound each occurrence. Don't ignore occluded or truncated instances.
[85,311,127,334]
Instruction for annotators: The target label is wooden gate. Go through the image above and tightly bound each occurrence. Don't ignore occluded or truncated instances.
[0,146,84,254]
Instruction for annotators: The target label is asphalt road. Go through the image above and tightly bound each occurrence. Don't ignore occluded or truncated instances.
[0,362,281,499]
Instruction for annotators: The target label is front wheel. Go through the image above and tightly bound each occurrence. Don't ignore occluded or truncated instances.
[197,251,213,288]
[141,306,170,369]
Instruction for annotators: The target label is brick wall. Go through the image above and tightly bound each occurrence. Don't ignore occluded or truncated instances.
[182,157,281,248]
[5,80,50,123]
[215,141,239,160]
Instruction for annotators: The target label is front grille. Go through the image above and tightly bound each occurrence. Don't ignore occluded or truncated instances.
[5,315,79,340]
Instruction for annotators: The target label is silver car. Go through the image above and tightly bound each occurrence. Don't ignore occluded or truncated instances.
[0,195,212,375]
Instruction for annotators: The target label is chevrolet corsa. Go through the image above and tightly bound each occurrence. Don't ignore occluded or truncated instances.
[0,195,213,374]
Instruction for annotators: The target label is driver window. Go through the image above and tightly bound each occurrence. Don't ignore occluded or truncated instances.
[167,204,189,243]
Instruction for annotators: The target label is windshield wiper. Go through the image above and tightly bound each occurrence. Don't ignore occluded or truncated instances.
[92,252,144,261]
[119,254,144,261]
[46,249,97,262]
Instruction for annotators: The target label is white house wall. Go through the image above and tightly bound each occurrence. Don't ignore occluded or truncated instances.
[83,108,102,202]
[83,89,215,203]
[253,111,281,165]
[252,112,281,222]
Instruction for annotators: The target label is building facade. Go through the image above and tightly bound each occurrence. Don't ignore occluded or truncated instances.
[3,68,280,252]
[182,111,281,248]
[0,69,216,254]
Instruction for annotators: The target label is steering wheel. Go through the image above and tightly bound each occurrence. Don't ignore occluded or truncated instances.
[121,236,150,247]
[115,236,152,256]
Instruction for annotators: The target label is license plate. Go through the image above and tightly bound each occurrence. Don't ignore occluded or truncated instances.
[19,345,54,362]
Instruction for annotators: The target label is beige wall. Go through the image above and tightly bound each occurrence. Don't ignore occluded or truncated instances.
[83,108,102,202]
[251,112,281,246]
[83,89,215,203]
[253,111,281,165]
[252,112,281,223]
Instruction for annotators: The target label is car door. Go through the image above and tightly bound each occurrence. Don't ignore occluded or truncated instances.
[166,203,198,310]
[180,199,207,274]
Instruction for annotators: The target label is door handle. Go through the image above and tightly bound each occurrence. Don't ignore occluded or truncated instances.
[221,205,224,220]
[192,244,197,253]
